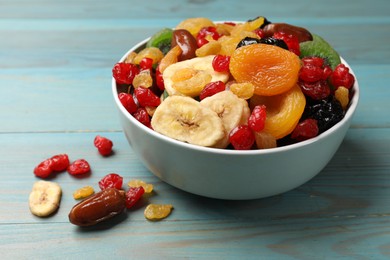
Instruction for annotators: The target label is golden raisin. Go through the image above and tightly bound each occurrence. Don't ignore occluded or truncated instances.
[132,70,153,88]
[73,186,95,200]
[229,82,255,99]
[133,47,164,65]
[335,86,349,110]
[128,179,154,193]
[144,204,173,221]
[175,17,215,36]
[254,131,277,149]
[124,52,137,64]
[159,45,182,73]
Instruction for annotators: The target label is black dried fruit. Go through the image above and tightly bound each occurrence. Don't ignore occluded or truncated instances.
[259,37,289,50]
[302,97,345,133]
[236,37,261,49]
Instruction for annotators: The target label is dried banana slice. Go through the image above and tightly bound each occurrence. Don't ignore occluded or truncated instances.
[29,180,62,217]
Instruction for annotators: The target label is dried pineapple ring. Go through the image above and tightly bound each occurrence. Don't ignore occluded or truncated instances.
[73,186,94,200]
[144,204,173,221]
[128,179,154,193]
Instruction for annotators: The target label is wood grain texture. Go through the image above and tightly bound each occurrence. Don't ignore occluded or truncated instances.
[1,0,390,259]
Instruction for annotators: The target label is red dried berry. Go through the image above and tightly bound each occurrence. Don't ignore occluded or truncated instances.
[112,62,140,85]
[301,57,324,68]
[50,154,70,172]
[273,31,300,55]
[199,81,226,100]
[212,55,230,72]
[229,125,255,150]
[322,65,333,80]
[299,80,331,100]
[248,105,267,132]
[139,57,154,71]
[133,107,151,128]
[118,92,138,114]
[67,159,91,176]
[94,135,113,156]
[291,119,319,141]
[196,26,221,47]
[155,67,165,91]
[299,64,324,83]
[134,87,161,107]
[33,159,54,178]
[125,186,145,209]
[99,173,123,190]
[330,64,355,89]
[253,28,265,38]
[196,37,209,48]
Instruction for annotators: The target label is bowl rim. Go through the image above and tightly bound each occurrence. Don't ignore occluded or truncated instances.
[112,37,360,156]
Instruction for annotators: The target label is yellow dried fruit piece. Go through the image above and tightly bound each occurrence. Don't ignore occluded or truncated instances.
[195,41,221,57]
[335,86,349,110]
[132,70,153,88]
[159,45,182,73]
[124,51,137,64]
[172,69,212,97]
[144,204,173,221]
[133,47,164,65]
[215,23,235,36]
[176,17,215,36]
[128,179,154,193]
[254,131,277,149]
[229,82,255,100]
[73,186,95,200]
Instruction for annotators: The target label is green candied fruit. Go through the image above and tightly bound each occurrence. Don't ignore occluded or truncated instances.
[299,34,341,69]
[146,28,173,54]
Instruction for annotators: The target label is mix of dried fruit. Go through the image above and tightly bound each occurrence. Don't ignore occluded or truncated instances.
[113,16,355,150]
[29,135,172,225]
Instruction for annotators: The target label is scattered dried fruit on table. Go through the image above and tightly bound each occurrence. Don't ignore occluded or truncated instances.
[73,186,95,200]
[128,179,154,193]
[98,173,123,190]
[67,159,91,176]
[29,180,62,217]
[144,204,173,221]
[94,135,113,156]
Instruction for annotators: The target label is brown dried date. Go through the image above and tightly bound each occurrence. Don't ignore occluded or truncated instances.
[68,188,125,226]
[171,29,198,61]
[262,23,313,43]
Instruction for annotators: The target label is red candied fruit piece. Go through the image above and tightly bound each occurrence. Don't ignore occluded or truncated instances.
[139,57,154,71]
[50,154,70,172]
[229,125,255,150]
[67,159,91,176]
[155,67,165,91]
[99,173,123,190]
[125,186,145,209]
[133,107,151,128]
[199,81,226,100]
[330,64,355,89]
[299,80,331,100]
[94,135,113,156]
[253,28,265,38]
[134,87,161,107]
[34,159,54,178]
[196,26,221,47]
[291,119,319,141]
[112,62,140,85]
[212,55,230,73]
[273,31,300,56]
[302,57,324,67]
[299,64,324,83]
[248,105,267,132]
[118,92,138,114]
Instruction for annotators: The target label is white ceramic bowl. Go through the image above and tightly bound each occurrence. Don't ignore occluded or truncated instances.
[112,38,359,200]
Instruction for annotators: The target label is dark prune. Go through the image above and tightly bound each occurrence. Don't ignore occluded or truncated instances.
[259,37,289,50]
[302,97,344,133]
[236,37,261,48]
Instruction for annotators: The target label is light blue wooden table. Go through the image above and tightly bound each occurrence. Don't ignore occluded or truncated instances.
[1,0,389,259]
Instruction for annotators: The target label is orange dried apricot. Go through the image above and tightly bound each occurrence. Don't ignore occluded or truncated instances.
[250,84,306,139]
[230,44,301,96]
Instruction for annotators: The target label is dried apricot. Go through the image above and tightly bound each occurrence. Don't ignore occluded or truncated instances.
[230,44,301,96]
[250,84,306,139]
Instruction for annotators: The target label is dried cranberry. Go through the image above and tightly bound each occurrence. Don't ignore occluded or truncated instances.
[50,154,70,172]
[248,105,267,132]
[125,186,145,209]
[139,57,154,71]
[112,62,140,85]
[196,26,221,47]
[302,57,325,68]
[33,159,54,178]
[330,64,355,89]
[299,80,331,100]
[155,67,165,91]
[299,64,324,83]
[212,55,230,72]
[291,119,319,141]
[229,125,255,150]
[322,65,333,80]
[273,31,300,55]
[134,87,161,107]
[67,159,91,176]
[99,173,123,190]
[118,92,138,114]
[133,108,151,128]
[94,135,113,156]
[199,81,226,100]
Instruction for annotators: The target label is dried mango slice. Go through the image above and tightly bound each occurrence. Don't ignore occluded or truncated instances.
[144,204,173,221]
